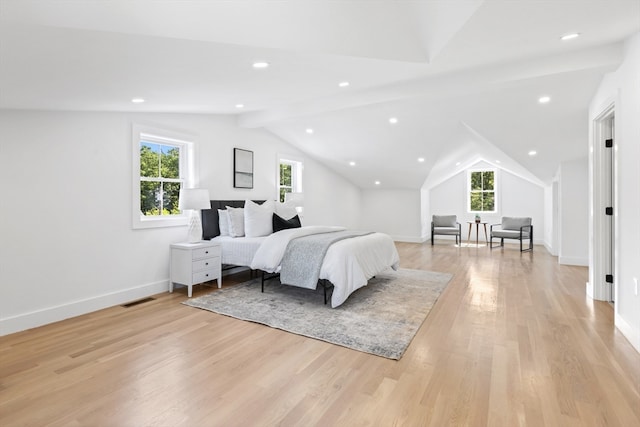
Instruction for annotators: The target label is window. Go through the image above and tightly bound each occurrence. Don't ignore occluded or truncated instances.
[132,124,194,229]
[278,157,303,202]
[468,169,496,213]
[139,141,182,216]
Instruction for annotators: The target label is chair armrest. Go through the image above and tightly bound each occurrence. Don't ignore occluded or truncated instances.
[490,223,501,232]
[519,224,533,238]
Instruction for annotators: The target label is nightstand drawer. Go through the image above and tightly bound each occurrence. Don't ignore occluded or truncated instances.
[192,246,220,260]
[193,269,220,285]
[193,258,219,271]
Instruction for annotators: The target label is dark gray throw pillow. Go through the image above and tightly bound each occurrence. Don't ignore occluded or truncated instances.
[272,213,301,232]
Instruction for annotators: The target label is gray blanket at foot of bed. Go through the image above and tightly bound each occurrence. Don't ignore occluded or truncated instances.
[279,230,373,290]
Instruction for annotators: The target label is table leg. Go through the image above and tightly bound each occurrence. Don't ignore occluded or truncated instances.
[467,223,472,246]
[483,223,488,243]
[475,223,479,246]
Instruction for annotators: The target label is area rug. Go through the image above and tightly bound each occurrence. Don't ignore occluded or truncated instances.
[183,268,452,360]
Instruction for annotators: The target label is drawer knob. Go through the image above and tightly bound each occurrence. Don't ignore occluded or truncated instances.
[205,251,209,254]
[205,274,209,277]
[205,262,209,266]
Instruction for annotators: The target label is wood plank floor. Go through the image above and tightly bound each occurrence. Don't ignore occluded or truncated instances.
[1,242,639,426]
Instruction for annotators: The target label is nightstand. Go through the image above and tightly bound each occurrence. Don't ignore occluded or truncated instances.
[170,241,221,297]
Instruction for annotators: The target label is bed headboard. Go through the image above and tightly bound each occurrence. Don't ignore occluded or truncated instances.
[201,200,266,240]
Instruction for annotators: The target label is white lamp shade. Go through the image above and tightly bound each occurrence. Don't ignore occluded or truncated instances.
[284,192,304,207]
[178,188,211,211]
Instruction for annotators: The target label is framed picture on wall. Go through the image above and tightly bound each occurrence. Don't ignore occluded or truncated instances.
[234,148,253,189]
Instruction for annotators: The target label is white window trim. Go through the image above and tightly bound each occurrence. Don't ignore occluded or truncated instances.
[467,168,498,214]
[277,154,303,201]
[132,123,196,229]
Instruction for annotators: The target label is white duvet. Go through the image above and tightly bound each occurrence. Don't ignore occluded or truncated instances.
[250,226,400,307]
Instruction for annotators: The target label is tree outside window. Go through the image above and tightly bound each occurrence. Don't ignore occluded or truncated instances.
[279,163,292,202]
[139,141,183,216]
[278,157,302,202]
[469,170,496,212]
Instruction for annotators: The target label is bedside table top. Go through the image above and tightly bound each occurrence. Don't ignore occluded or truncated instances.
[171,241,220,249]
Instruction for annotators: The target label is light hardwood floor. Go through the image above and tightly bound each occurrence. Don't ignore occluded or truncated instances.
[1,242,639,426]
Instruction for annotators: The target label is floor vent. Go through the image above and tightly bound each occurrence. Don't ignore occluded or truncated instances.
[121,297,155,308]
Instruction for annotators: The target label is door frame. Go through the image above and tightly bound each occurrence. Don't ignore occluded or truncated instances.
[589,102,617,302]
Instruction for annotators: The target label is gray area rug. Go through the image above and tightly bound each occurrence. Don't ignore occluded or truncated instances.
[183,268,452,360]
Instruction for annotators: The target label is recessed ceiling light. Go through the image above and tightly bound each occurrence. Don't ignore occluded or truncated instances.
[389,117,398,124]
[349,161,356,166]
[131,98,145,103]
[375,180,381,185]
[339,81,350,88]
[528,150,537,156]
[252,61,269,69]
[561,33,580,41]
[235,104,244,109]
[306,128,314,134]
[495,160,501,164]
[455,162,461,166]
[418,157,425,163]
[539,96,551,104]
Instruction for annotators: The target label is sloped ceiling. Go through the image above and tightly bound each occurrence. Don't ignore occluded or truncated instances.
[1,0,639,188]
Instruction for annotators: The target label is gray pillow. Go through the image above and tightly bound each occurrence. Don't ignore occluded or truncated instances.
[433,215,457,227]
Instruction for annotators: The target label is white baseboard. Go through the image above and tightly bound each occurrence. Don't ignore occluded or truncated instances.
[0,280,169,337]
[543,242,558,256]
[615,312,640,353]
[558,256,589,266]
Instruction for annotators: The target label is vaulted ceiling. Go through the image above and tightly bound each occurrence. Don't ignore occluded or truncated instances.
[1,0,639,188]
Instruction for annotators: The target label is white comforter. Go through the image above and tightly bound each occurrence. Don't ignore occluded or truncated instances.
[250,226,400,307]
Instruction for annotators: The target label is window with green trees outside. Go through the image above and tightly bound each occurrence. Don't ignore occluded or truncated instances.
[469,170,495,212]
[279,163,293,202]
[139,141,183,216]
[278,158,302,202]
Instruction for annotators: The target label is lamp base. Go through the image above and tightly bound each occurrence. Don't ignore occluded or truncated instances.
[186,210,203,243]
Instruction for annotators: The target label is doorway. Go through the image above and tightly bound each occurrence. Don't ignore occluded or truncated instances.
[592,105,616,303]
[603,113,615,303]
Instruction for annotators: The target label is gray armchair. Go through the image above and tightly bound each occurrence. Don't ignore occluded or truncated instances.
[490,217,533,252]
[431,215,462,246]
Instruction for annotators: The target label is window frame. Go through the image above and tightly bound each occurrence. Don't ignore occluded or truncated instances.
[132,124,195,229]
[277,155,303,203]
[467,168,498,214]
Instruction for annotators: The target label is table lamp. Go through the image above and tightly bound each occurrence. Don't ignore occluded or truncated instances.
[178,188,211,243]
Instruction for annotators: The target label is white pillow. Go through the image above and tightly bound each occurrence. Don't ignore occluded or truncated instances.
[218,209,230,236]
[275,201,298,220]
[244,200,275,237]
[225,206,245,237]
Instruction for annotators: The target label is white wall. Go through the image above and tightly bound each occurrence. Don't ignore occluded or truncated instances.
[360,189,422,242]
[558,157,589,266]
[0,110,362,335]
[428,162,545,244]
[429,170,466,238]
[589,33,640,352]
[543,181,559,256]
[420,187,431,240]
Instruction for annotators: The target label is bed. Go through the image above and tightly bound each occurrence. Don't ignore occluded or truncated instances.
[201,200,400,307]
